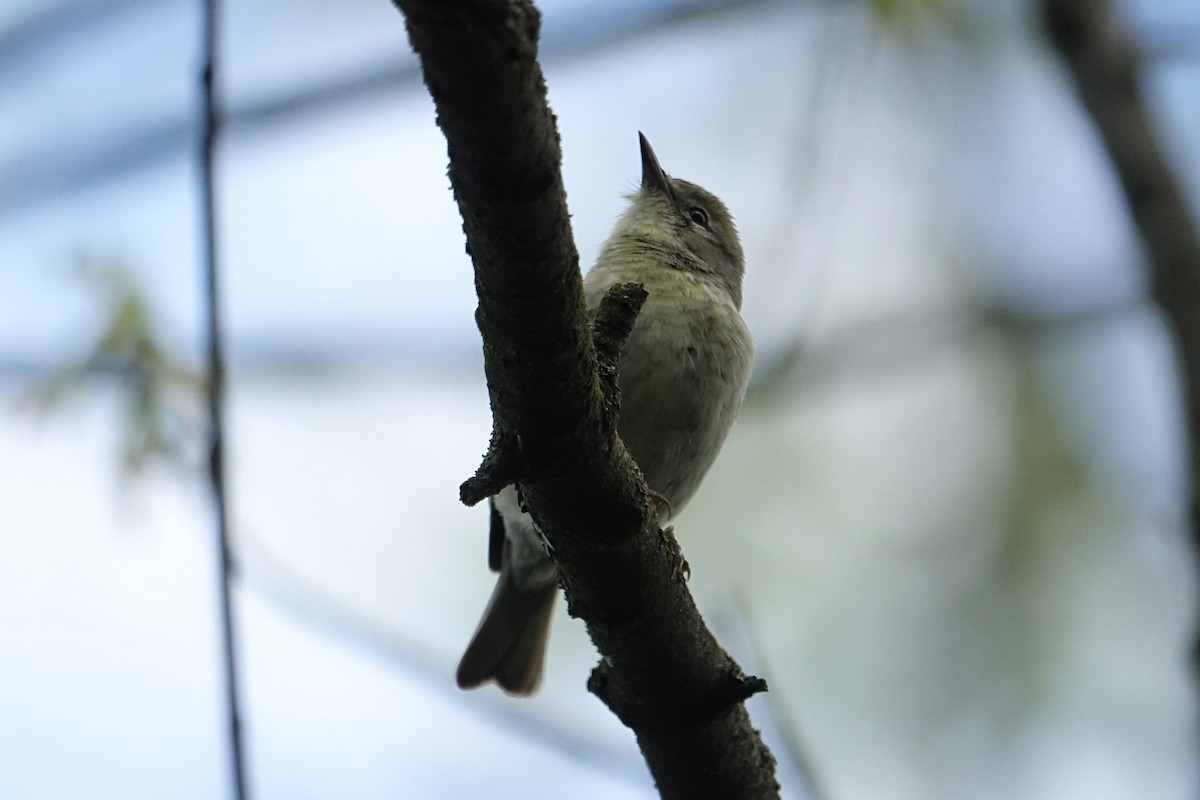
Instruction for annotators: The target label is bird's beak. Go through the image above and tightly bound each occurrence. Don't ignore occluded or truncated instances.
[639,132,678,209]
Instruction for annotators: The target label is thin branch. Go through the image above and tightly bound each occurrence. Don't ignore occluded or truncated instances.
[1040,0,1200,675]
[390,1,779,796]
[199,0,249,797]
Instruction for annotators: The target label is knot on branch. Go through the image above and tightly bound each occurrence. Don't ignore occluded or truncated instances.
[716,668,769,709]
[587,658,768,732]
[592,282,648,426]
[587,660,635,726]
[459,426,525,506]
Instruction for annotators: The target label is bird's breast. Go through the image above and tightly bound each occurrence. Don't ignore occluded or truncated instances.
[586,267,753,515]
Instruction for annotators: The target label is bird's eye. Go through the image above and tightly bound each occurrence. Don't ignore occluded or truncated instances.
[687,207,709,228]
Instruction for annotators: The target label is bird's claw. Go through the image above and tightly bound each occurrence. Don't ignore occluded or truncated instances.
[660,524,690,582]
[647,488,674,523]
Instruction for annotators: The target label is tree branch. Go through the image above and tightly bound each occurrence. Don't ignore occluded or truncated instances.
[1041,0,1200,674]
[390,1,779,796]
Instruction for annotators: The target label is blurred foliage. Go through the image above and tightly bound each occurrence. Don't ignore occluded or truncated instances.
[18,254,203,476]
[867,0,964,35]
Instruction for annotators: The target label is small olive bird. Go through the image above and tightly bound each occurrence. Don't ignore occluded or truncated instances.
[456,133,754,695]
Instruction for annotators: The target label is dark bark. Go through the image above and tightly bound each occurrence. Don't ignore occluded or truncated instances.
[1041,0,1200,675]
[390,0,779,796]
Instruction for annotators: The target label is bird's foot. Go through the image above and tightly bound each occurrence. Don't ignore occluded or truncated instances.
[647,488,673,523]
[660,524,690,582]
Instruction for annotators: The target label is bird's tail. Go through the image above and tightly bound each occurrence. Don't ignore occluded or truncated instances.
[456,567,557,696]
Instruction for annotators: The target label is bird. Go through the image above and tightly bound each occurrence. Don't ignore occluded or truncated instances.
[456,132,754,696]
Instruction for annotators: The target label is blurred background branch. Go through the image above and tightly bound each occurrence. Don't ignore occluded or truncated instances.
[1041,0,1200,679]
[0,0,777,217]
[197,0,250,795]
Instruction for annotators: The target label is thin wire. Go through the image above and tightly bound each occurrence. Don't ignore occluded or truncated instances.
[199,0,249,796]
